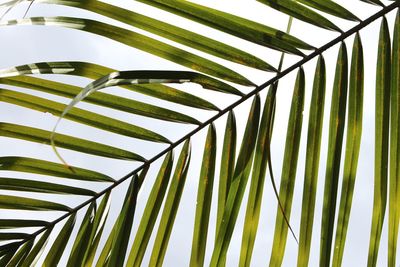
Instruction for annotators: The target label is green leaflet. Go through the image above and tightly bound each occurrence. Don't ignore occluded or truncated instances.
[320,42,348,267]
[367,17,391,267]
[360,0,385,7]
[66,203,96,267]
[190,125,216,267]
[0,248,16,266]
[127,152,174,267]
[0,177,96,196]
[43,214,76,267]
[0,89,171,144]
[0,63,203,125]
[0,233,30,240]
[0,123,145,162]
[257,0,342,32]
[1,75,219,111]
[149,140,191,267]
[269,68,305,267]
[20,229,52,267]
[216,111,236,242]
[0,17,253,86]
[332,33,364,267]
[0,195,71,211]
[0,156,113,182]
[296,0,360,21]
[239,86,275,267]
[26,0,276,72]
[94,169,147,267]
[137,0,313,54]
[389,10,400,267]
[82,193,111,267]
[210,95,260,267]
[79,70,242,114]
[297,56,326,267]
[6,239,33,267]
[106,174,143,267]
[0,219,49,229]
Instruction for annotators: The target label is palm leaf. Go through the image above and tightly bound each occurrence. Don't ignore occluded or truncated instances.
[0,17,253,86]
[332,32,364,267]
[1,1,400,266]
[297,55,326,267]
[319,42,348,267]
[367,16,391,267]
[269,67,305,267]
[1,75,220,111]
[6,0,276,72]
[190,125,216,267]
[389,10,400,267]
[211,95,260,266]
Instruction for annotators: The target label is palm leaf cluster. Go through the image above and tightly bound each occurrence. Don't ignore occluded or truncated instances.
[0,0,399,266]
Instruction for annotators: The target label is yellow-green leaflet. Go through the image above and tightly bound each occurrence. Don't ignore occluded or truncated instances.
[240,86,275,267]
[269,68,305,267]
[137,0,313,54]
[388,10,400,267]
[332,33,364,267]
[149,140,191,267]
[190,125,216,267]
[127,152,173,267]
[210,95,260,267]
[367,17,391,267]
[43,215,76,267]
[20,229,52,267]
[320,42,348,267]
[297,56,326,267]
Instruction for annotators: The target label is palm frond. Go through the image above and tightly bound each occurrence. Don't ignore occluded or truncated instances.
[0,1,399,266]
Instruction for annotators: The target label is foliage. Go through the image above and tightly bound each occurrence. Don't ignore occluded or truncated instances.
[0,0,399,266]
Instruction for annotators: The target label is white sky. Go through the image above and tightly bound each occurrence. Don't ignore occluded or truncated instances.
[0,0,399,266]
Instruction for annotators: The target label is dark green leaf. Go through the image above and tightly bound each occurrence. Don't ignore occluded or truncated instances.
[190,124,217,267]
[211,95,260,266]
[257,0,342,32]
[7,239,33,267]
[320,42,348,267]
[127,152,174,267]
[0,177,96,196]
[240,86,275,267]
[1,75,219,111]
[137,0,313,54]
[0,195,71,211]
[270,68,305,267]
[82,193,111,266]
[0,89,171,143]
[332,33,364,267]
[297,55,326,267]
[0,219,49,229]
[216,111,236,241]
[66,203,95,267]
[0,123,145,161]
[368,17,391,267]
[0,156,113,182]
[296,0,360,21]
[0,17,253,86]
[43,214,76,267]
[389,10,400,267]
[20,229,52,267]
[23,0,276,72]
[149,140,191,267]
[107,174,142,267]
